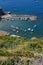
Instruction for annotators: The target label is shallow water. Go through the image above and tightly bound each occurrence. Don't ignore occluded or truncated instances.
[0,18,43,38]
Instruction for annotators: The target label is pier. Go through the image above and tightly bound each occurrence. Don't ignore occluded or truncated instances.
[2,14,37,21]
[0,8,37,21]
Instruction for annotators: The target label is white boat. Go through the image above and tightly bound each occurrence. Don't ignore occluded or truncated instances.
[16,31,19,33]
[28,28,31,31]
[22,29,26,32]
[11,19,15,21]
[16,27,19,30]
[33,25,37,28]
[10,35,20,37]
[11,25,15,28]
[31,29,34,32]
[12,29,16,31]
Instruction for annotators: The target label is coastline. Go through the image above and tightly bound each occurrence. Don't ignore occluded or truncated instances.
[0,31,9,36]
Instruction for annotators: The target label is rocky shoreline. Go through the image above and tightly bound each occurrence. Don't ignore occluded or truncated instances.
[0,31,9,36]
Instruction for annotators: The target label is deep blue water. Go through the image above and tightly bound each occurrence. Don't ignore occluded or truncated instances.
[0,0,43,38]
[0,0,43,16]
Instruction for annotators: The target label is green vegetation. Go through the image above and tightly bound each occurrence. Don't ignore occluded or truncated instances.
[0,36,43,56]
[0,36,43,65]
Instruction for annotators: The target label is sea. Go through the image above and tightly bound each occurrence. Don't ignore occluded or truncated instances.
[0,0,43,38]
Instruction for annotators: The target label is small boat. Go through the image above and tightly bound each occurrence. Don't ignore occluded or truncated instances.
[11,18,15,21]
[16,31,19,33]
[22,29,26,32]
[24,29,27,32]
[28,28,31,31]
[16,27,19,29]
[11,25,15,28]
[12,29,16,31]
[31,29,34,32]
[33,25,37,28]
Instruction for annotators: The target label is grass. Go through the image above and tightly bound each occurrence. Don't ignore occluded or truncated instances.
[0,36,43,65]
[0,36,43,56]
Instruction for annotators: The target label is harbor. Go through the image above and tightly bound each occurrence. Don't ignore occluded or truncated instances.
[0,8,43,38]
[0,0,43,65]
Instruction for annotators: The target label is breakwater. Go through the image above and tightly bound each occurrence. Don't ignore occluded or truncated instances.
[2,14,37,21]
[0,8,37,21]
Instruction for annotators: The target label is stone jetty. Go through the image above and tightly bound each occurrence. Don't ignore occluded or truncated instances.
[0,8,37,21]
[12,14,37,21]
[2,14,37,21]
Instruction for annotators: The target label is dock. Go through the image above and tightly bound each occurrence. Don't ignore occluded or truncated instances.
[0,8,37,21]
[2,14,37,21]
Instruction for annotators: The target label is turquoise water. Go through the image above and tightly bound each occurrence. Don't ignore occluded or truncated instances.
[0,0,43,38]
[0,18,43,38]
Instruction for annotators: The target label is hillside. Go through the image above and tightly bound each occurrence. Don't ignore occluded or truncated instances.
[0,36,43,65]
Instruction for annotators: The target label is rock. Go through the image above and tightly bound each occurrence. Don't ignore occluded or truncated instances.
[0,31,9,36]
[10,35,20,37]
[0,16,2,21]
[31,37,37,40]
[0,8,5,16]
[2,14,12,19]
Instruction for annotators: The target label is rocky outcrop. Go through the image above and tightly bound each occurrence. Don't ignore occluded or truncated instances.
[0,31,9,36]
[0,8,5,16]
